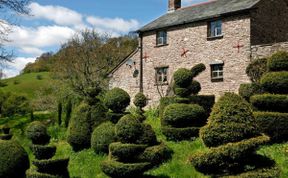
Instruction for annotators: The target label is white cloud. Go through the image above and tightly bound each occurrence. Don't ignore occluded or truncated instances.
[3,57,36,78]
[28,2,84,27]
[20,47,44,56]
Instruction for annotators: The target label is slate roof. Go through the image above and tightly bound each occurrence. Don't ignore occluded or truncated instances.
[138,0,261,32]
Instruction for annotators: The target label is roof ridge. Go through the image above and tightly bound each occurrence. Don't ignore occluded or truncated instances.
[179,0,217,11]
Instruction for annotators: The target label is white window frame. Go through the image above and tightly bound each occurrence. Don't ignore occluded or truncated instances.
[211,64,224,80]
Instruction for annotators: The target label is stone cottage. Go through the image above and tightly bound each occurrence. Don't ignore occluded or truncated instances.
[109,0,288,106]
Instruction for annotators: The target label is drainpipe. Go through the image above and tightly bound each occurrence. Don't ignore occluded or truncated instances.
[139,33,144,93]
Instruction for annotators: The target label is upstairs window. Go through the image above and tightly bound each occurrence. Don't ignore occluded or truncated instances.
[208,20,222,38]
[156,31,167,46]
[155,67,168,85]
[211,64,224,81]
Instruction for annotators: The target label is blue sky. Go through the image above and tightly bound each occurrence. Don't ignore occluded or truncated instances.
[4,0,206,78]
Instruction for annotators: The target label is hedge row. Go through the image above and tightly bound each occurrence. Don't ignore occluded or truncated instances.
[267,51,288,72]
[109,142,147,162]
[161,126,199,141]
[260,72,288,94]
[239,83,264,101]
[250,94,288,113]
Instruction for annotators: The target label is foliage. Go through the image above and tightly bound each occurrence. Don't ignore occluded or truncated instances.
[133,92,147,109]
[161,126,200,141]
[23,52,54,73]
[1,92,30,117]
[26,121,50,145]
[246,58,268,83]
[250,94,288,113]
[32,158,69,177]
[173,68,193,88]
[91,122,116,154]
[239,83,264,101]
[57,102,62,126]
[267,51,288,72]
[137,124,157,145]
[0,140,30,178]
[104,87,130,113]
[64,99,72,128]
[260,72,288,94]
[200,93,258,148]
[191,63,206,78]
[26,172,61,178]
[30,145,56,160]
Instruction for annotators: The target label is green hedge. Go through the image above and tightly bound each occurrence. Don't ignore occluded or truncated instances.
[26,172,61,178]
[133,92,147,108]
[161,126,199,141]
[254,112,288,142]
[250,94,288,113]
[222,165,280,178]
[106,112,125,124]
[91,122,116,154]
[267,51,288,72]
[32,158,69,177]
[239,83,264,101]
[104,88,130,113]
[190,135,270,174]
[0,140,30,178]
[246,58,268,83]
[30,145,56,160]
[115,115,143,143]
[159,97,189,118]
[173,68,193,88]
[26,121,50,145]
[200,93,258,147]
[191,63,206,78]
[0,134,12,140]
[136,124,157,146]
[101,160,151,178]
[260,72,288,94]
[109,142,147,162]
[162,103,205,127]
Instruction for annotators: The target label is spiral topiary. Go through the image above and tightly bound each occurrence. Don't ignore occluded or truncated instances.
[26,121,50,145]
[104,88,130,113]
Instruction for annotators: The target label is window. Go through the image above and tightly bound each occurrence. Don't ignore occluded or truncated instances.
[155,67,168,85]
[208,20,222,38]
[156,31,167,46]
[211,64,223,81]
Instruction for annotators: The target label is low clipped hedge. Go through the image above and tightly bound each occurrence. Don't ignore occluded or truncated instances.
[109,142,147,162]
[223,165,280,178]
[162,103,205,127]
[0,140,30,178]
[159,97,190,118]
[254,112,288,142]
[267,51,288,72]
[161,126,199,141]
[115,115,143,143]
[173,81,201,97]
[101,160,151,178]
[190,135,270,174]
[136,124,158,146]
[191,63,206,78]
[260,72,288,94]
[239,83,264,101]
[250,94,288,113]
[91,122,116,154]
[173,68,193,88]
[30,145,56,160]
[32,158,69,176]
[104,88,130,113]
[133,92,147,108]
[26,121,50,145]
[26,172,61,178]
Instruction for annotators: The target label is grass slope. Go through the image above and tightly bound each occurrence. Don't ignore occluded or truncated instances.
[0,72,52,99]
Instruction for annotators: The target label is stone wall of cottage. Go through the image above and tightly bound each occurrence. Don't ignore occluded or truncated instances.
[251,42,288,59]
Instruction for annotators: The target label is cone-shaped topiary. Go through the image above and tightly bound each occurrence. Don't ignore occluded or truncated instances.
[104,88,130,113]
[26,121,50,145]
[0,140,30,178]
[190,93,279,177]
[101,114,172,178]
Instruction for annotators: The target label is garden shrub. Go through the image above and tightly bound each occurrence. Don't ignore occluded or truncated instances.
[188,95,215,120]
[260,72,288,94]
[136,124,157,146]
[133,92,147,109]
[109,142,147,162]
[106,111,126,124]
[246,57,268,83]
[267,51,288,71]
[0,134,12,140]
[173,68,193,87]
[30,145,56,160]
[159,96,189,118]
[104,88,130,113]
[0,140,30,178]
[91,121,116,154]
[26,172,61,178]
[2,93,30,117]
[32,158,69,177]
[254,112,288,142]
[239,83,264,101]
[26,121,50,145]
[250,94,288,113]
[191,63,206,78]
[200,93,258,147]
[161,126,199,141]
[89,102,108,129]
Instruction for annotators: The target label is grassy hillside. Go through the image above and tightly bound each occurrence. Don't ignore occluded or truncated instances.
[0,72,52,99]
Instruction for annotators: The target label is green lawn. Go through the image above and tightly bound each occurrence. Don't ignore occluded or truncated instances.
[0,72,52,99]
[6,111,288,178]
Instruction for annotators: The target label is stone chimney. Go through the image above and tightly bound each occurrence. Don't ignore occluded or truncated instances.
[168,0,181,12]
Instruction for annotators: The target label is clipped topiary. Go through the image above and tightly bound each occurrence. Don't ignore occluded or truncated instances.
[0,140,30,178]
[26,121,50,145]
[260,72,288,94]
[91,121,116,154]
[30,145,56,160]
[104,88,130,113]
[133,92,147,109]
[173,68,193,88]
[239,83,264,101]
[191,63,206,78]
[246,58,268,83]
[267,51,288,71]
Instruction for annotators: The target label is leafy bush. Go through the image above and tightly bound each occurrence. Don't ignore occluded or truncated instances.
[109,142,147,162]
[188,95,215,118]
[254,112,288,142]
[222,165,280,178]
[136,124,157,146]
[159,97,189,118]
[91,122,116,154]
[239,83,264,101]
[26,172,61,178]
[162,103,205,127]
[133,92,147,108]
[260,72,288,94]
[89,102,108,129]
[173,68,193,88]
[106,111,126,124]
[2,93,30,117]
[246,58,268,83]
[32,158,69,177]
[0,134,12,140]
[115,115,143,143]
[200,93,258,147]
[104,88,130,113]
[267,51,288,71]
[26,121,50,145]
[250,94,288,113]
[191,63,206,78]
[0,140,30,178]
[30,145,56,160]
[161,126,199,141]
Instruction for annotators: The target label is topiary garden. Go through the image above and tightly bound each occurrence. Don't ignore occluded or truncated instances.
[190,93,280,177]
[0,125,12,140]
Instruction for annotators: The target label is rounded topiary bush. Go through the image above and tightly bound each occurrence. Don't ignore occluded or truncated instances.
[26,121,50,145]
[137,124,157,146]
[191,63,206,78]
[0,140,30,178]
[260,72,288,94]
[115,115,143,143]
[200,93,259,147]
[239,83,263,101]
[173,68,193,88]
[91,122,116,154]
[250,94,288,113]
[162,103,205,128]
[104,88,130,113]
[267,51,288,72]
[133,92,147,108]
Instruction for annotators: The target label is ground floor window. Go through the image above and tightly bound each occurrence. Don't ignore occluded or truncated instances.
[211,64,223,82]
[155,67,168,85]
